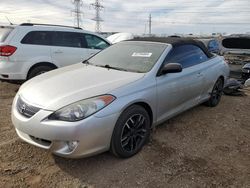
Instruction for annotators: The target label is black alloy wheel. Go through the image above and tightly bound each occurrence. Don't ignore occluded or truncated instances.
[111,105,150,158]
[205,78,224,107]
[120,114,147,152]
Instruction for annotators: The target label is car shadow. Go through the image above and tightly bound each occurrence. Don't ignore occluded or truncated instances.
[52,104,221,186]
[53,105,205,180]
[53,151,126,180]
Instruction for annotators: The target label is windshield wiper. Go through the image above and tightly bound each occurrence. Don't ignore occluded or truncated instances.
[97,64,129,72]
[82,60,90,64]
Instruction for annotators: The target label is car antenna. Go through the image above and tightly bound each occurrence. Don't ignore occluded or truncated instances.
[5,16,13,25]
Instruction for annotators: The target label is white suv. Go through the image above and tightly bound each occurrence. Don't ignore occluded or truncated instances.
[0,23,110,80]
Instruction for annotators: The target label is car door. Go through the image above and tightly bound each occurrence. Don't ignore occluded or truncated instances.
[156,44,207,123]
[18,30,53,73]
[84,34,110,57]
[50,31,89,67]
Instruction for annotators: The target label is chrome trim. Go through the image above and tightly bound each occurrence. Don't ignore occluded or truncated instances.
[16,97,41,118]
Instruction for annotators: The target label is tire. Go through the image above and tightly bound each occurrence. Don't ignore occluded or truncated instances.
[110,105,151,158]
[205,78,224,107]
[28,66,55,80]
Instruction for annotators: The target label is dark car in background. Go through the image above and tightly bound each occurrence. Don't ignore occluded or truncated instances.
[221,36,250,55]
[198,38,220,54]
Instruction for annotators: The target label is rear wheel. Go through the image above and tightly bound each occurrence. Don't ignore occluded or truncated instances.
[111,105,150,158]
[28,66,55,79]
[205,78,224,107]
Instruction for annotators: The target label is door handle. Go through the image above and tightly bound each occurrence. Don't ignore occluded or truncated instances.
[197,72,203,77]
[54,50,63,54]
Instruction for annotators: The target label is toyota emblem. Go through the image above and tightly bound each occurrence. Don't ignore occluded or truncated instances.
[21,104,26,113]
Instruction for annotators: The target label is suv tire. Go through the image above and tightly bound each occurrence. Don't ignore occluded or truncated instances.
[28,66,56,79]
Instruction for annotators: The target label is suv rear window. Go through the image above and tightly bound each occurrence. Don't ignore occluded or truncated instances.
[52,31,86,48]
[0,27,14,42]
[21,31,52,45]
[20,30,108,49]
[222,38,250,49]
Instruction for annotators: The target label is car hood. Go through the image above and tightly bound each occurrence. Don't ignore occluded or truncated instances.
[18,63,145,111]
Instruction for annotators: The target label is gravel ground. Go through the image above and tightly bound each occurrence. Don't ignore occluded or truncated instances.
[0,81,250,188]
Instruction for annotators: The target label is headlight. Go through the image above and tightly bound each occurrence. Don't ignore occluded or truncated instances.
[48,95,116,122]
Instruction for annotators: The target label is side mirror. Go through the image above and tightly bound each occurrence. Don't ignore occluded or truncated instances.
[161,63,183,75]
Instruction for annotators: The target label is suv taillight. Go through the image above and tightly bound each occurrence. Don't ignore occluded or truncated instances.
[0,45,17,57]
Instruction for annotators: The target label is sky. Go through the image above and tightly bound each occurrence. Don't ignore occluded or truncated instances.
[0,0,250,35]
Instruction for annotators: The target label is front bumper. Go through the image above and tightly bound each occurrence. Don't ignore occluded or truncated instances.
[11,97,120,158]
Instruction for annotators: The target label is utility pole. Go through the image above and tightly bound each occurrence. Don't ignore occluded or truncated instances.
[72,0,83,28]
[91,0,104,33]
[149,14,152,36]
[144,23,147,35]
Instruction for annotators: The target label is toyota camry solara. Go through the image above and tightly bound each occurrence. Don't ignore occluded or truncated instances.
[12,38,230,158]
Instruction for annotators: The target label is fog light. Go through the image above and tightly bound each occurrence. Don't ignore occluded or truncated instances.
[66,141,79,152]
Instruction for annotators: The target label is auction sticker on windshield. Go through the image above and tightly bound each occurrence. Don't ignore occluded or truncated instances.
[132,52,152,57]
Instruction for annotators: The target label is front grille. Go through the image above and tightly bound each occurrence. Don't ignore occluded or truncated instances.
[16,97,41,118]
[29,135,51,147]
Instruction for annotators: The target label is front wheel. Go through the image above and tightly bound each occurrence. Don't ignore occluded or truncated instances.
[110,105,151,158]
[205,78,224,107]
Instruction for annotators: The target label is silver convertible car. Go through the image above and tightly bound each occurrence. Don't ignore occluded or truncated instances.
[12,38,230,158]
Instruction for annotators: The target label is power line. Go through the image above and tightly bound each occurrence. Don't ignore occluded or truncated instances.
[101,17,250,25]
[165,11,250,13]
[126,0,250,4]
[104,8,250,14]
[91,0,104,33]
[153,21,250,25]
[72,0,83,28]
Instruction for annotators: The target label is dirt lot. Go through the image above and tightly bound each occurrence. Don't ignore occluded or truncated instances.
[0,81,250,188]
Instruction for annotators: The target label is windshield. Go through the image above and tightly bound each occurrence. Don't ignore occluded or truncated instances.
[0,27,14,42]
[87,42,167,73]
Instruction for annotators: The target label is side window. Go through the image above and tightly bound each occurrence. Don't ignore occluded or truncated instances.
[21,31,52,45]
[52,32,87,48]
[208,40,219,52]
[165,44,208,68]
[85,34,110,50]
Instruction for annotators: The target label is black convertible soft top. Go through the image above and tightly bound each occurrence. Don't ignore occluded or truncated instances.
[129,37,213,58]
